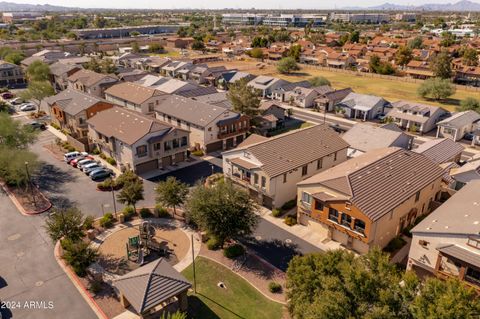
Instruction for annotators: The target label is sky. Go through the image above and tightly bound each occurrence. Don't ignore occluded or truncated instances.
[6,0,475,9]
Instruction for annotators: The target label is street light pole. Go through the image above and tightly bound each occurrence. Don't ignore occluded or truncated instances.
[25,161,37,209]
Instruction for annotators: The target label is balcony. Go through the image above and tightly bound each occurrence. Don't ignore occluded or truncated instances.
[218,127,248,140]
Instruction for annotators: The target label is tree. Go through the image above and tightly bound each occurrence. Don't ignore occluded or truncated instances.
[410,278,480,319]
[20,80,54,112]
[408,36,423,49]
[186,181,258,247]
[160,311,187,319]
[417,77,456,100]
[61,238,98,277]
[227,77,261,117]
[369,55,396,75]
[4,51,24,65]
[116,180,144,213]
[44,207,85,243]
[249,47,264,59]
[288,44,302,62]
[308,76,331,87]
[348,30,360,43]
[131,41,140,53]
[0,112,38,149]
[431,50,452,79]
[26,60,50,81]
[148,43,164,53]
[93,15,106,28]
[155,176,188,217]
[251,36,269,48]
[462,47,478,66]
[277,57,299,74]
[440,31,456,47]
[191,40,205,51]
[395,46,413,67]
[85,57,101,73]
[101,58,117,74]
[458,97,480,112]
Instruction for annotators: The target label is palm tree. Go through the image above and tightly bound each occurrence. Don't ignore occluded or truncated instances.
[116,180,144,213]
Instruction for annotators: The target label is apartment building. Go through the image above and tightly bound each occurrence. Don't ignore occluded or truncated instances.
[67,69,118,98]
[104,82,165,115]
[0,60,25,88]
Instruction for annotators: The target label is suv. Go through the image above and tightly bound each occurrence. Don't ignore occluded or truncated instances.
[29,121,46,130]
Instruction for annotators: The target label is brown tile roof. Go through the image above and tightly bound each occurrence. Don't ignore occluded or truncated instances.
[105,82,165,105]
[299,147,444,221]
[236,134,268,148]
[230,124,349,178]
[87,106,179,145]
[67,69,116,87]
[413,138,464,164]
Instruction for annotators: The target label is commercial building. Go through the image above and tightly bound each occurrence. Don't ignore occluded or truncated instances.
[72,25,181,40]
[330,12,390,24]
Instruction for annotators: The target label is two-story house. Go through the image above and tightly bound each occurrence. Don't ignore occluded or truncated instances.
[407,180,480,292]
[154,95,249,152]
[223,124,349,209]
[297,147,444,254]
[49,62,82,92]
[0,60,25,88]
[104,82,166,115]
[67,69,118,98]
[387,100,448,134]
[87,106,189,175]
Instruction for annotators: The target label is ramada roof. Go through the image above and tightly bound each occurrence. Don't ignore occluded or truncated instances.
[298,147,444,222]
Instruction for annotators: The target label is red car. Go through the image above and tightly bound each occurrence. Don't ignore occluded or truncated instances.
[2,92,14,99]
[70,155,94,168]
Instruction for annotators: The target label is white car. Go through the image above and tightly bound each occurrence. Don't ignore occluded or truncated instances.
[19,103,36,112]
[64,151,88,163]
[9,97,25,105]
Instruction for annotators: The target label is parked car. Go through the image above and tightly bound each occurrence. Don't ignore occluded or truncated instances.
[9,97,25,105]
[19,103,36,112]
[64,151,88,163]
[70,155,94,168]
[82,163,103,174]
[464,133,475,141]
[28,121,46,130]
[2,92,14,99]
[77,159,97,169]
[90,168,114,181]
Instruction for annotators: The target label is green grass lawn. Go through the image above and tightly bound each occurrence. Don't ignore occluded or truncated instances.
[151,50,181,58]
[181,257,284,319]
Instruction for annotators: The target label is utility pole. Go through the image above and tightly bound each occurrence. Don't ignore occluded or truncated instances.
[191,234,197,293]
[25,162,37,209]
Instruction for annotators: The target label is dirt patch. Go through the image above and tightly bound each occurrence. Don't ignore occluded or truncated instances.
[98,225,190,274]
[7,184,51,213]
[78,276,125,319]
[43,143,66,161]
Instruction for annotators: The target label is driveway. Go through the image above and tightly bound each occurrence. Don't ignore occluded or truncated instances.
[147,160,223,186]
[0,191,96,319]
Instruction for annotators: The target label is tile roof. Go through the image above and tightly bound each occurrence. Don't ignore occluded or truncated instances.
[152,79,197,94]
[114,258,191,314]
[87,106,176,145]
[437,110,480,129]
[299,147,444,221]
[105,82,165,105]
[67,69,116,87]
[45,89,107,116]
[230,124,349,178]
[49,62,80,77]
[339,92,385,110]
[413,138,464,164]
[236,134,268,148]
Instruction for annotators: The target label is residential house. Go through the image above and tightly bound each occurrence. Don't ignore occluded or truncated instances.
[342,123,413,157]
[455,65,480,86]
[165,37,194,49]
[223,124,349,209]
[152,78,198,95]
[0,60,25,88]
[315,88,353,112]
[192,92,232,109]
[188,65,227,85]
[154,95,250,152]
[448,157,480,190]
[104,82,165,114]
[67,69,118,98]
[405,60,434,79]
[247,76,289,98]
[336,92,387,121]
[387,100,448,134]
[117,69,149,82]
[87,106,189,175]
[217,71,256,90]
[436,110,480,141]
[284,85,335,108]
[297,147,444,254]
[326,52,356,69]
[46,89,114,140]
[49,62,81,92]
[253,101,286,134]
[413,138,465,164]
[407,180,480,292]
[271,81,312,102]
[20,50,71,68]
[160,61,193,78]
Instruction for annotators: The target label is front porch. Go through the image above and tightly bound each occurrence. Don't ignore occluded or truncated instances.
[435,244,480,291]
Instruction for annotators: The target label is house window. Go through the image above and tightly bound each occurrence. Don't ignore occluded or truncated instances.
[328,208,339,222]
[283,173,287,183]
[301,192,311,206]
[180,136,187,147]
[466,267,480,285]
[261,176,266,188]
[415,191,420,202]
[172,139,179,148]
[354,219,366,234]
[301,165,308,176]
[254,173,259,185]
[315,200,324,211]
[208,127,212,131]
[153,143,161,151]
[177,119,181,126]
[79,118,84,124]
[334,152,337,161]
[317,158,323,170]
[136,145,147,157]
[164,140,172,151]
[341,213,352,228]
[148,103,154,112]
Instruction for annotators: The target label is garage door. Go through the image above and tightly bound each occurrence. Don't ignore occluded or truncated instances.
[225,138,234,149]
[135,159,158,174]
[174,152,185,163]
[162,156,172,167]
[205,141,223,153]
[262,195,273,209]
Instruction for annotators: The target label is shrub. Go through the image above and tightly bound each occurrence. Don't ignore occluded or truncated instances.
[154,204,170,218]
[268,282,282,293]
[206,236,221,250]
[89,279,103,294]
[191,150,204,157]
[97,178,114,191]
[284,215,297,226]
[281,199,297,211]
[272,208,282,217]
[99,153,107,160]
[139,207,152,219]
[61,238,98,277]
[123,206,136,221]
[106,157,116,166]
[99,213,114,228]
[50,122,60,130]
[383,236,407,253]
[116,170,140,187]
[83,215,95,230]
[92,147,101,155]
[223,244,245,259]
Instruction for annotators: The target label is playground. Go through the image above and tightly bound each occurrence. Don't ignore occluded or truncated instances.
[98,221,190,275]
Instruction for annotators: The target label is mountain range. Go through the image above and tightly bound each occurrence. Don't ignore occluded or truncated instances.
[0,1,79,11]
[344,0,480,11]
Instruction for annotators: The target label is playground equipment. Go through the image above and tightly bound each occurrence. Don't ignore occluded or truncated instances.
[126,221,169,265]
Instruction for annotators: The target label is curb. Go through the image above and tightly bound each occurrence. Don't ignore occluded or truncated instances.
[0,182,52,216]
[198,254,287,305]
[54,241,109,319]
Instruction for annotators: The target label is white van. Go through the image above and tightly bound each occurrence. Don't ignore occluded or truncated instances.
[64,151,87,163]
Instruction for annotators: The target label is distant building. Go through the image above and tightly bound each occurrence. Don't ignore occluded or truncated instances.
[221,13,265,25]
[394,13,417,22]
[2,12,42,24]
[330,12,390,24]
[0,60,25,88]
[221,13,326,27]
[72,25,181,40]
